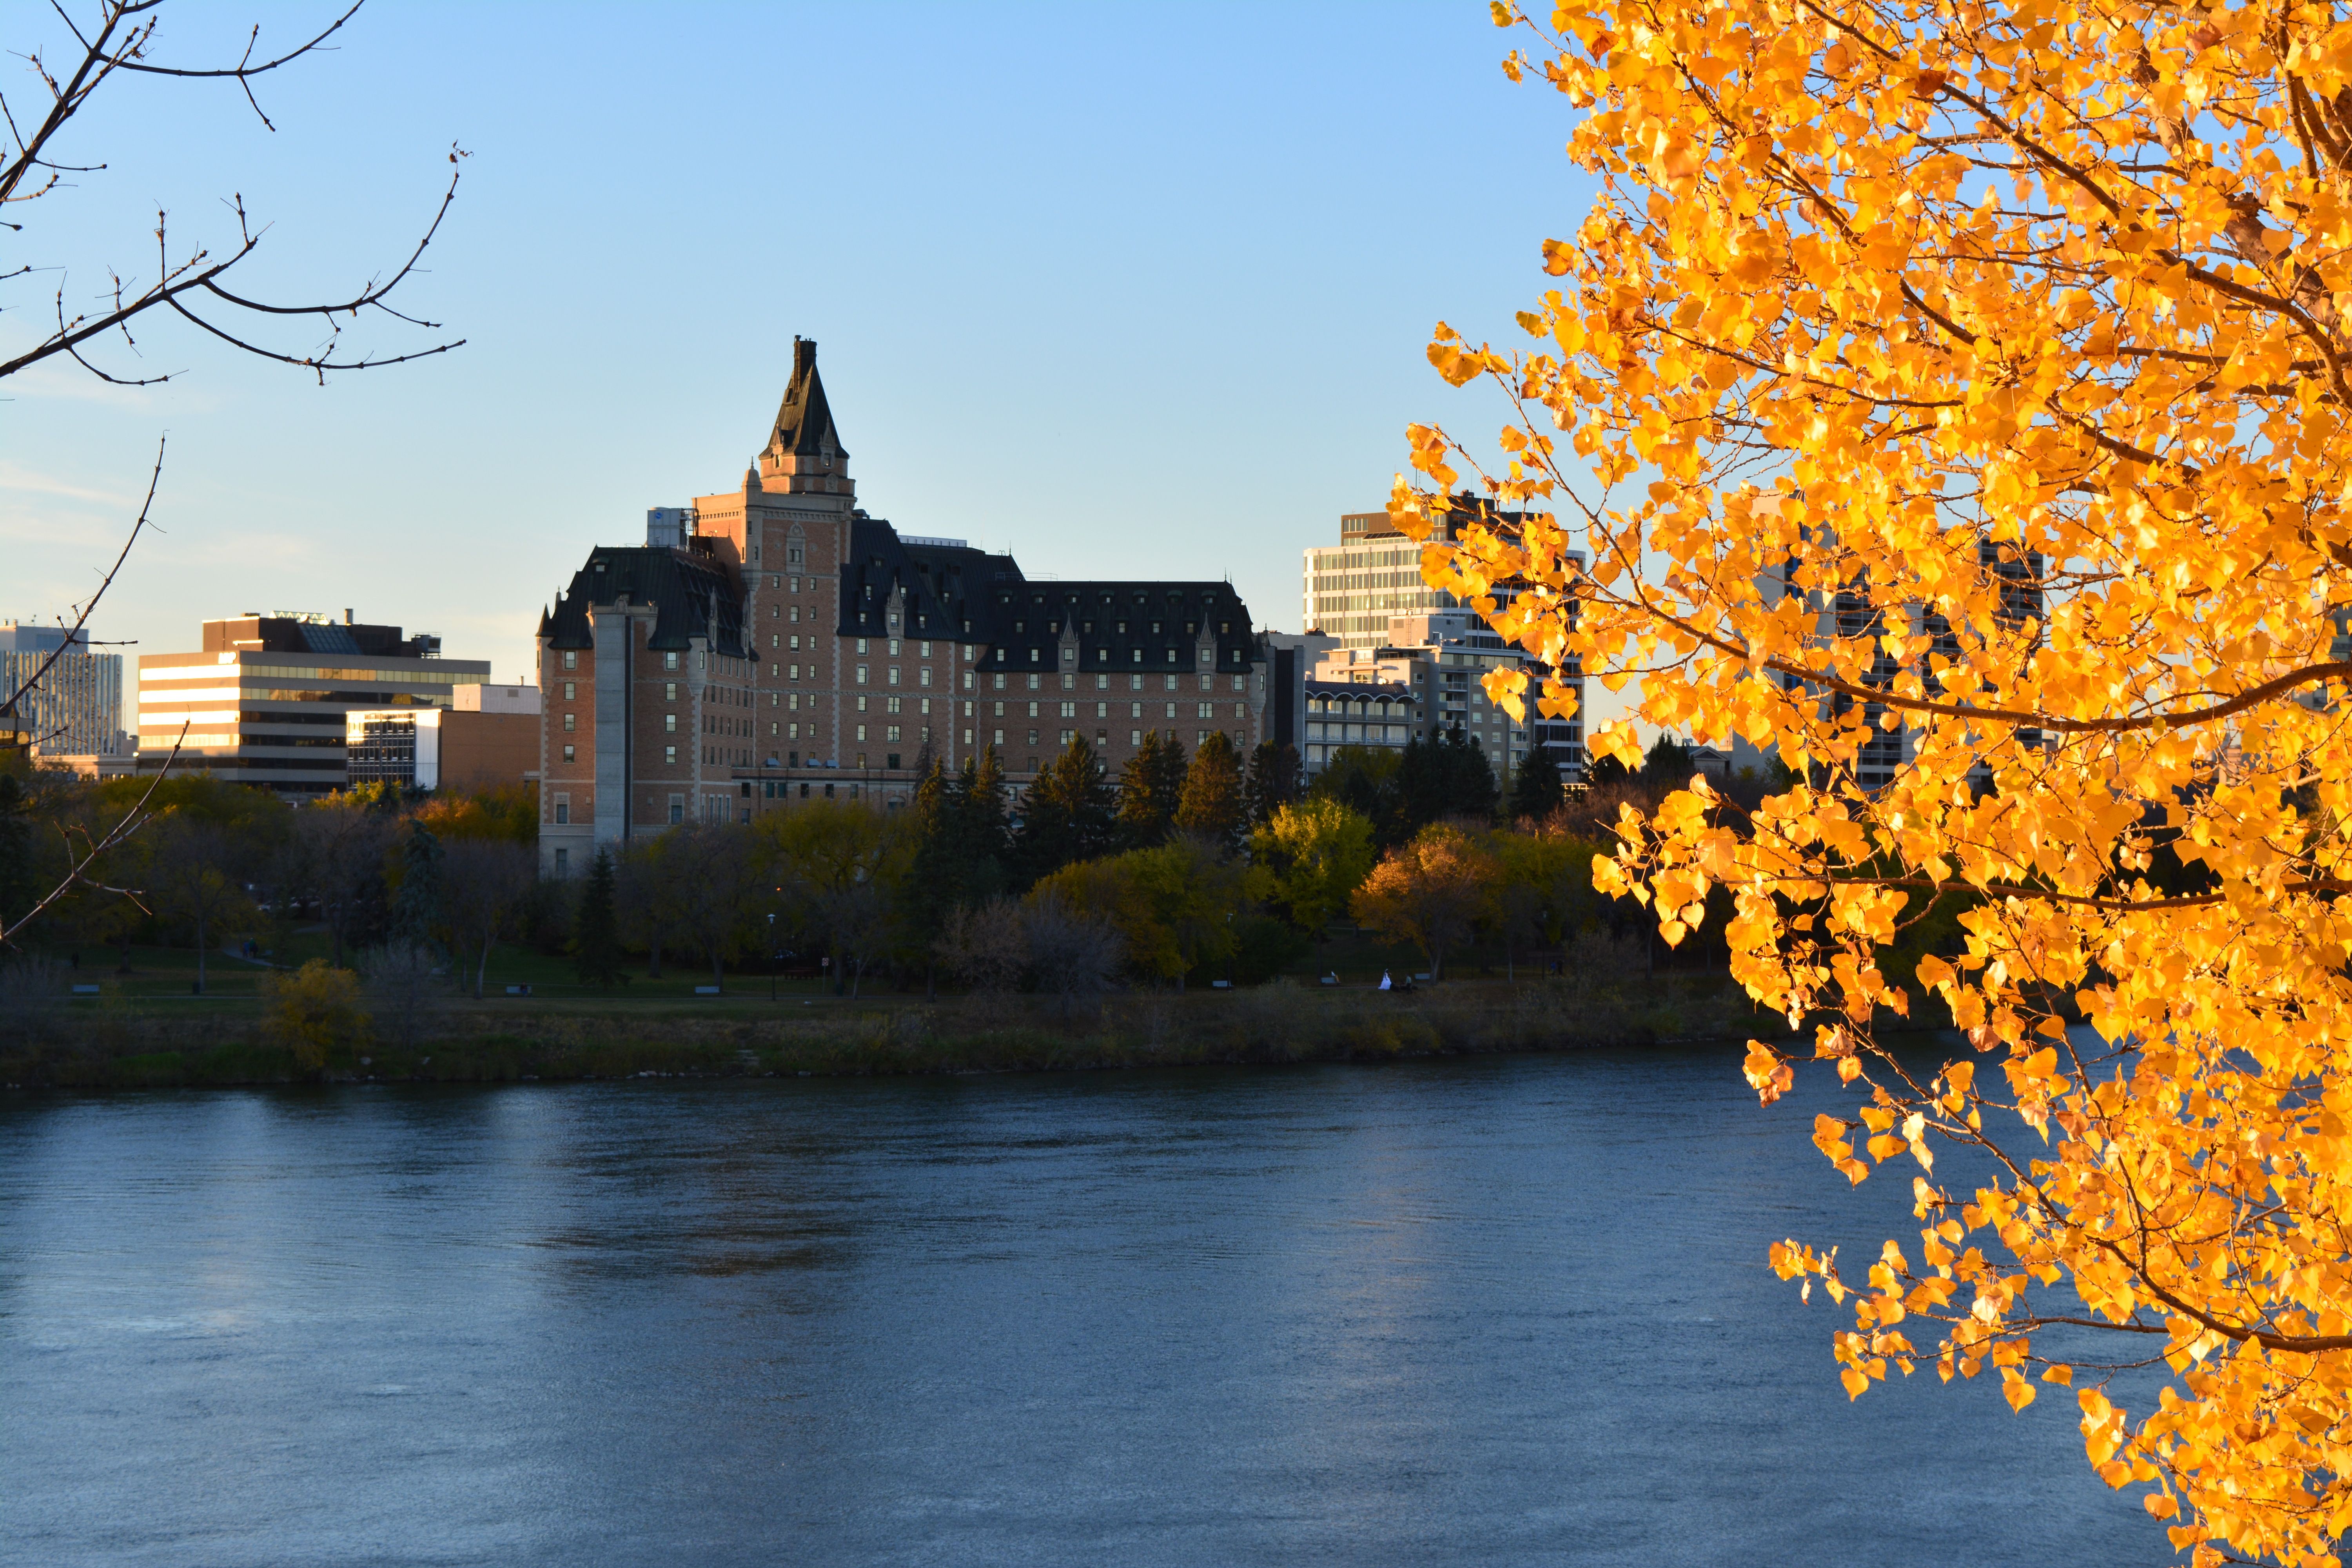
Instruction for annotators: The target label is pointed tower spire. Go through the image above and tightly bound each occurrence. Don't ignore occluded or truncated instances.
[758,337,853,498]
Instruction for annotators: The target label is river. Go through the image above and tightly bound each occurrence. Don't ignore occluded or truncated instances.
[0,1051,2166,1566]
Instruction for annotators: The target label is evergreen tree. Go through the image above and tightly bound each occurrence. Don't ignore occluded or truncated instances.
[570,848,628,989]
[1174,730,1246,848]
[1640,733,1695,785]
[960,747,1012,890]
[1017,735,1116,883]
[387,821,444,957]
[1115,730,1186,847]
[1396,728,1499,835]
[1507,741,1566,824]
[1441,729,1501,822]
[1583,750,1633,787]
[1243,740,1302,828]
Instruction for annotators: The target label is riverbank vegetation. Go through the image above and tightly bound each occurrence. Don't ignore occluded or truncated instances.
[0,961,1773,1091]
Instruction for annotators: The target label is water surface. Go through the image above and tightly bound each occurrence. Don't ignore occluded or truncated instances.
[0,1052,2165,1566]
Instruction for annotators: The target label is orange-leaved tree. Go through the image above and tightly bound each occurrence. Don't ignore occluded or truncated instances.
[1402,3,2352,1562]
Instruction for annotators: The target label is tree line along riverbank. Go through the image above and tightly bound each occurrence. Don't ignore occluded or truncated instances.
[0,971,1786,1091]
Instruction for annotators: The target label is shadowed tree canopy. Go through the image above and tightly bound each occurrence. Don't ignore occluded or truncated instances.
[1173,730,1245,848]
[1019,736,1118,884]
[1116,729,1189,848]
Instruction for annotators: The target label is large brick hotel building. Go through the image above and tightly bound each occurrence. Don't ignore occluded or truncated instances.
[535,340,1269,873]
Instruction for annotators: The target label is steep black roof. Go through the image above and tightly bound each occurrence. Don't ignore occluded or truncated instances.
[835,517,1027,642]
[768,337,846,462]
[540,543,745,655]
[977,581,1262,676]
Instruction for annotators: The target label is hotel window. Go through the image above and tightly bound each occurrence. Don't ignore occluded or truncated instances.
[563,681,575,700]
[1060,701,1075,719]
[886,726,901,743]
[664,651,679,671]
[889,639,901,657]
[918,666,932,686]
[669,795,684,824]
[886,696,901,714]
[1234,703,1246,719]
[1129,730,1141,746]
[1094,702,1106,718]
[1027,729,1039,745]
[887,666,900,686]
[857,695,869,713]
[665,745,677,764]
[856,665,868,684]
[1027,701,1039,718]
[1060,729,1073,745]
[857,724,867,741]
[993,728,1005,745]
[562,745,575,763]
[563,712,576,731]
[919,697,931,715]
[1130,702,1141,718]
[563,651,577,670]
[554,847,569,876]
[665,682,677,701]
[1197,702,1212,719]
[857,638,869,655]
[554,794,570,824]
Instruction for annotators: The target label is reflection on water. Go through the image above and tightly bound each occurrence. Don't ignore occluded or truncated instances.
[0,1054,2162,1567]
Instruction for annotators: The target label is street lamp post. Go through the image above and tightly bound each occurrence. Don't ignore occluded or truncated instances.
[767,911,777,1002]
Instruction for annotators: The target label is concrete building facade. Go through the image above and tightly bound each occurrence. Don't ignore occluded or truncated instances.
[1301,506,1586,781]
[136,614,488,796]
[535,339,1272,874]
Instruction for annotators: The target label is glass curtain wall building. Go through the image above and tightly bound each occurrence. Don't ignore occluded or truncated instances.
[0,622,126,757]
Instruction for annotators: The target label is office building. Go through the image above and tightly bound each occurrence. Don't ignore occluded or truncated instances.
[1302,507,1585,781]
[535,339,1272,873]
[136,613,490,796]
[0,622,127,758]
[347,683,541,792]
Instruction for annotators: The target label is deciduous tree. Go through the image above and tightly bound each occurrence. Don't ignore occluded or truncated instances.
[1349,823,1497,982]
[1414,3,2352,1554]
[1247,798,1377,935]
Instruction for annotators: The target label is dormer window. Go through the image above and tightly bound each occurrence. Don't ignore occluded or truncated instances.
[1150,622,1161,635]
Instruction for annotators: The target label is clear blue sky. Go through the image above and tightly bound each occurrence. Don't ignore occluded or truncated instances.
[6,3,1592,699]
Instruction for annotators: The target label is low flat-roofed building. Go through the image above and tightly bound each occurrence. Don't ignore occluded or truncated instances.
[347,683,541,793]
[138,613,489,797]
